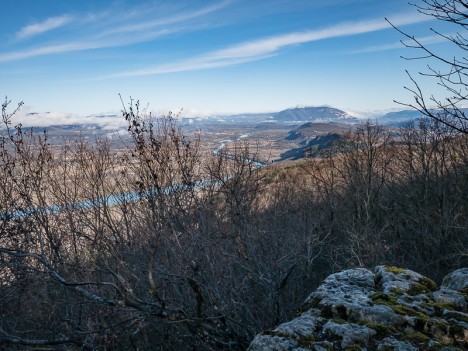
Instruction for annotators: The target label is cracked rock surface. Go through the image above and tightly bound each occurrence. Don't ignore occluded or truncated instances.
[248,266,468,351]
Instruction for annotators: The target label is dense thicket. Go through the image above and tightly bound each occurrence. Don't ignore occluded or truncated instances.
[0,97,466,350]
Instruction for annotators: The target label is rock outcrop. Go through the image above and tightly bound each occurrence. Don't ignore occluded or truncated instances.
[248,266,468,351]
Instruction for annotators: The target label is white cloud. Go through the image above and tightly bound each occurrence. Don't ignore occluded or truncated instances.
[4,105,224,128]
[103,54,276,79]
[0,29,173,62]
[0,2,231,62]
[100,0,231,37]
[101,12,432,79]
[16,15,73,40]
[349,33,450,54]
[7,106,125,130]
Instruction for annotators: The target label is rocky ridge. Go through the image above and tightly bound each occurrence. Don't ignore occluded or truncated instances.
[248,266,468,350]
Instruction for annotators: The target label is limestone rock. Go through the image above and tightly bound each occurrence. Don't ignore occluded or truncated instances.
[442,268,468,291]
[377,337,417,350]
[248,335,299,351]
[322,320,376,349]
[248,266,468,351]
[432,288,466,310]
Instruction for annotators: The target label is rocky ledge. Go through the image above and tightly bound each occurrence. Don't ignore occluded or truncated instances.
[248,266,467,351]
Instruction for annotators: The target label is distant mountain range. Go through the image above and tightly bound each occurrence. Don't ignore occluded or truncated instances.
[373,110,424,126]
[187,106,428,126]
[373,108,468,127]
[194,106,359,124]
[19,105,437,130]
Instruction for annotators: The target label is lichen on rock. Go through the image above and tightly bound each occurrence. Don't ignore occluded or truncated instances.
[248,266,468,351]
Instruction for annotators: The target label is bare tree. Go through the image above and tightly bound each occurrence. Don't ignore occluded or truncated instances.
[1,95,465,350]
[389,0,468,133]
[1,97,312,350]
[391,118,468,276]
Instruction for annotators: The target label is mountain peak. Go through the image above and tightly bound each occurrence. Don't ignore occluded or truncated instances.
[274,106,354,122]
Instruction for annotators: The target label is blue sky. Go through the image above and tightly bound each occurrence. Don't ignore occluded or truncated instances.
[0,0,458,119]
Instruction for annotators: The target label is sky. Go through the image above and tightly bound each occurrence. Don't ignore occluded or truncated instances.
[0,0,462,123]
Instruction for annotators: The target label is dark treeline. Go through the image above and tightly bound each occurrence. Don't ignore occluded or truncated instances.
[0,99,467,350]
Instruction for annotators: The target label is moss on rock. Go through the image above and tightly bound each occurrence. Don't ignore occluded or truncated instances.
[248,267,468,351]
[383,266,407,275]
[419,276,437,291]
[408,282,431,295]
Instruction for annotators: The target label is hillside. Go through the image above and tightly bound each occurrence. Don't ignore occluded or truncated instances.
[278,122,348,160]
[279,133,342,160]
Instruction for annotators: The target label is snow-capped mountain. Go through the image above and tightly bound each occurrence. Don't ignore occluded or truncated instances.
[273,106,357,122]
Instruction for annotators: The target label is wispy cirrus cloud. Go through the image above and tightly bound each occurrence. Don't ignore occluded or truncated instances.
[16,15,73,40]
[348,33,450,54]
[100,12,432,79]
[0,29,174,62]
[1,1,231,62]
[100,0,231,37]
